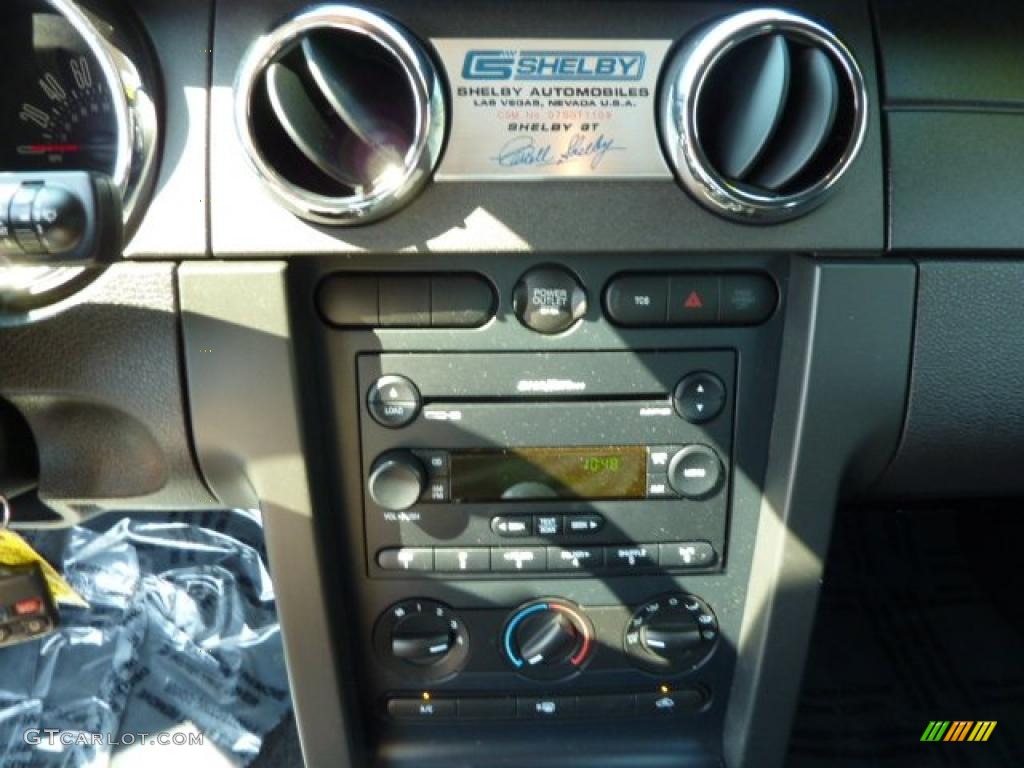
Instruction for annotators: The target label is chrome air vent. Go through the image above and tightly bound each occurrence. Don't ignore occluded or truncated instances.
[234,5,445,225]
[660,9,868,223]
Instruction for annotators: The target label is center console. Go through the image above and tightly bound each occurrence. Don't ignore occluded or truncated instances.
[11,0,1009,765]
[175,1,916,766]
[296,251,789,765]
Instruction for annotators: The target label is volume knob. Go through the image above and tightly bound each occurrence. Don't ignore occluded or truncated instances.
[368,451,425,511]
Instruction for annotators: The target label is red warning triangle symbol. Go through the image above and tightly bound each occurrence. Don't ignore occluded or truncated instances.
[684,290,704,309]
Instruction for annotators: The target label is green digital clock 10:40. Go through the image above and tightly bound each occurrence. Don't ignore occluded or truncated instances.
[450,445,647,501]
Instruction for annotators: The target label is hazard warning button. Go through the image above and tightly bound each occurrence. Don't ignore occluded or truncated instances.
[668,275,719,325]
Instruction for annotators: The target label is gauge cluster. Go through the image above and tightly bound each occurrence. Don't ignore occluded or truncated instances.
[0,0,159,235]
[0,7,118,176]
[0,0,159,309]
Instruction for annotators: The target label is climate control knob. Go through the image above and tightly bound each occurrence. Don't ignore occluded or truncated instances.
[367,451,426,511]
[502,599,594,680]
[624,593,719,674]
[374,599,469,682]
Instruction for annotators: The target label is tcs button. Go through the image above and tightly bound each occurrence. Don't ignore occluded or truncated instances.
[513,266,587,334]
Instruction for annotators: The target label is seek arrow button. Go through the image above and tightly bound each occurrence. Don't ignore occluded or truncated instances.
[491,516,532,537]
[673,372,726,424]
[566,515,604,534]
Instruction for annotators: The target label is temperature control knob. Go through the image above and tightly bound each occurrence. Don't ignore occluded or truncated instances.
[367,451,425,511]
[624,593,719,674]
[374,599,469,682]
[502,599,594,680]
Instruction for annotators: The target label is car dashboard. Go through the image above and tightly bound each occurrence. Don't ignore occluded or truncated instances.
[0,1,1022,767]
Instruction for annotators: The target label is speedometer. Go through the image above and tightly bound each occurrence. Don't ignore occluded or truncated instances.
[0,0,158,237]
[15,47,117,173]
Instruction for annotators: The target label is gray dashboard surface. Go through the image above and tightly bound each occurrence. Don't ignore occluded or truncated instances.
[887,112,1024,250]
[877,260,1024,498]
[179,262,355,768]
[207,0,883,256]
[874,0,1024,107]
[0,263,217,522]
[124,0,212,258]
[724,258,916,768]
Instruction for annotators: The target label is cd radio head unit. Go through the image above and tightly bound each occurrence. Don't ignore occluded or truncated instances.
[357,350,734,579]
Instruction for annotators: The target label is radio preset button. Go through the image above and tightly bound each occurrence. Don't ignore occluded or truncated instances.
[660,541,717,568]
[512,266,587,334]
[534,515,562,536]
[566,515,604,534]
[492,547,547,572]
[668,446,723,499]
[435,548,490,573]
[367,375,422,428]
[547,546,604,571]
[377,548,434,572]
[491,516,532,537]
[606,545,658,570]
[674,372,726,424]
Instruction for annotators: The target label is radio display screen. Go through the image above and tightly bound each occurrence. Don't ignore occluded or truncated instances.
[450,446,646,501]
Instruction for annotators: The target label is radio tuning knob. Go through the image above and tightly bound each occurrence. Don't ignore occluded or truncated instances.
[368,451,425,511]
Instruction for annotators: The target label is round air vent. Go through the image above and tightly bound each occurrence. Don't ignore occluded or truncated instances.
[234,5,445,225]
[659,9,868,223]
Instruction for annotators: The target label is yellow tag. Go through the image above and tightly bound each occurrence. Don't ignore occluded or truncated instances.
[0,530,88,608]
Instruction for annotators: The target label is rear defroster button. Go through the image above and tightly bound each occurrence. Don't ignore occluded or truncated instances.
[513,266,587,334]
